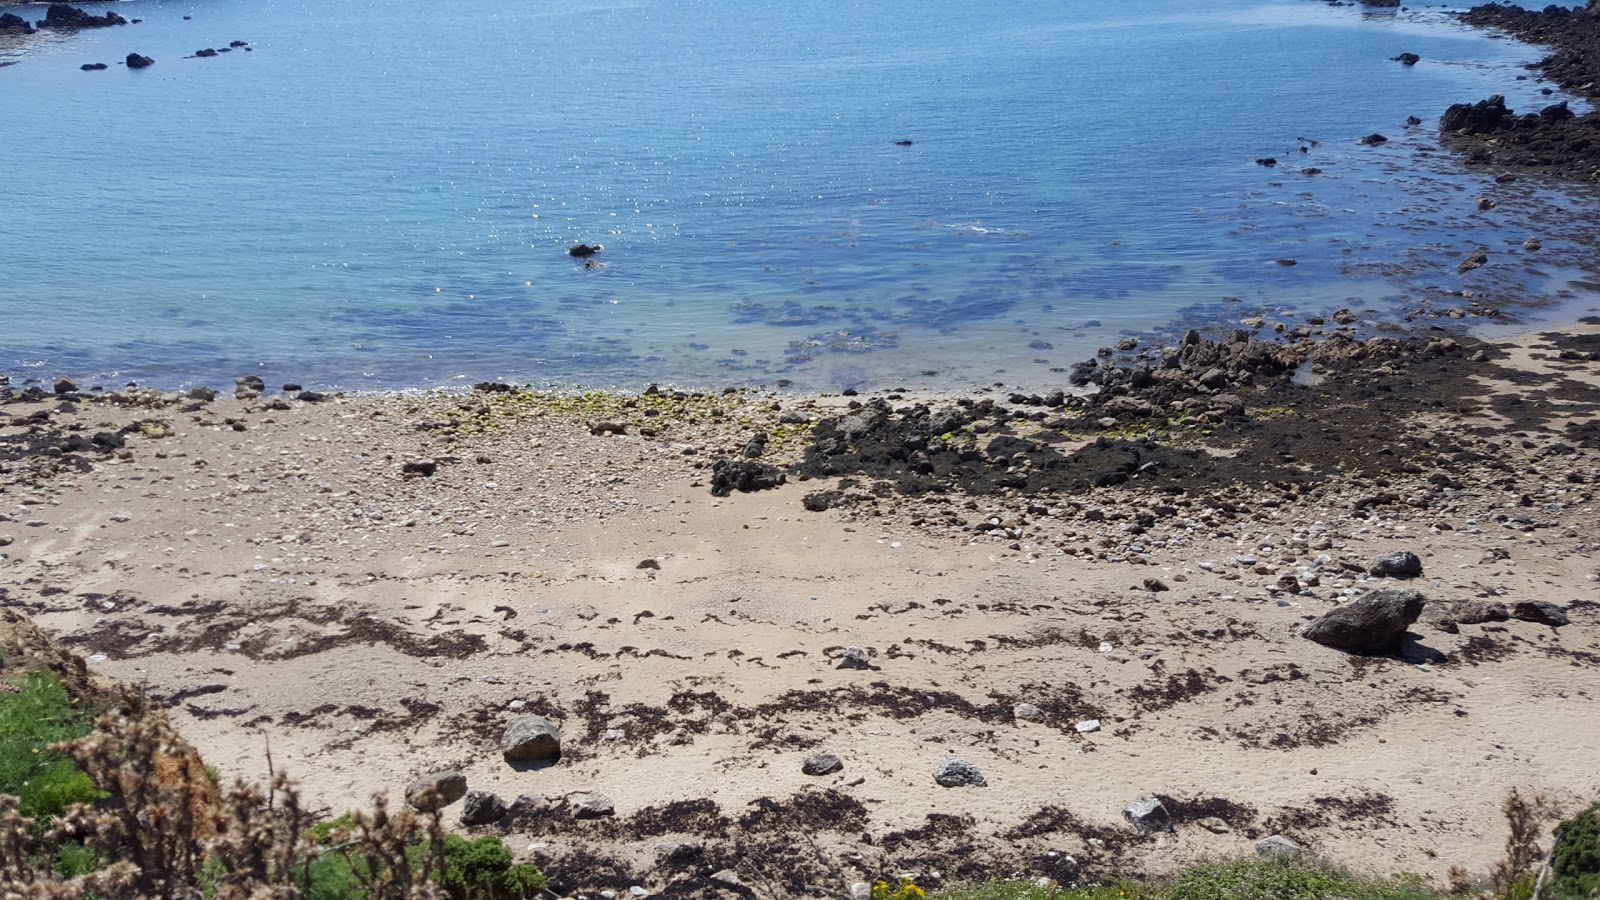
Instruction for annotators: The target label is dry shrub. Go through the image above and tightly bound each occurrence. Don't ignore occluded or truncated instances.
[0,692,448,899]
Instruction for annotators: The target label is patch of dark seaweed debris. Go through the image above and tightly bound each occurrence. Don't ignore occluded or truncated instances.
[738,789,868,833]
[1152,794,1263,838]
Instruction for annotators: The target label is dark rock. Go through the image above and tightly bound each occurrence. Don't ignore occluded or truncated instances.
[1459,248,1489,272]
[0,12,35,33]
[195,48,218,57]
[402,459,437,478]
[229,40,249,48]
[1142,577,1170,592]
[1359,133,1389,146]
[709,459,785,496]
[295,390,326,402]
[1255,157,1278,167]
[54,377,78,395]
[1123,797,1173,835]
[1394,52,1421,65]
[801,754,844,776]
[589,421,627,436]
[636,558,660,570]
[81,62,109,71]
[473,381,514,393]
[39,4,128,29]
[933,757,986,787]
[1512,601,1569,627]
[1453,600,1509,624]
[504,793,551,824]
[568,243,603,258]
[459,790,507,826]
[405,771,467,812]
[1300,589,1425,654]
[1440,94,1517,136]
[187,386,217,401]
[501,715,561,762]
[894,139,914,146]
[1368,549,1423,578]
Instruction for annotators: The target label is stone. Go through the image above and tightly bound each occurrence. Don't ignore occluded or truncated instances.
[712,870,744,887]
[402,459,437,478]
[1393,52,1420,65]
[636,558,661,570]
[1454,600,1510,624]
[39,4,127,28]
[1359,133,1388,146]
[1197,817,1231,834]
[1368,550,1423,578]
[571,793,615,819]
[1512,601,1568,627]
[1142,577,1170,592]
[504,793,552,823]
[1122,797,1172,835]
[1420,604,1459,635]
[1012,702,1044,722]
[0,12,36,33]
[933,757,986,787]
[125,53,155,69]
[81,62,108,70]
[1524,237,1542,252]
[54,377,77,394]
[405,771,467,812]
[1459,248,1489,273]
[802,754,844,776]
[187,386,217,401]
[1255,835,1306,856]
[568,243,603,258]
[834,647,870,670]
[709,459,785,496]
[459,790,507,826]
[1075,720,1101,734]
[1300,589,1424,654]
[1477,196,1497,211]
[500,715,561,762]
[655,839,704,863]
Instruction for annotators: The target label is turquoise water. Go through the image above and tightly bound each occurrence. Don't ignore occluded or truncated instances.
[2,0,1596,391]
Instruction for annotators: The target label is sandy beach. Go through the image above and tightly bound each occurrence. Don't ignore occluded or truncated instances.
[2,317,1596,894]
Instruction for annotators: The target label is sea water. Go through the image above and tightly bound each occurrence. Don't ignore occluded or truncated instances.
[2,0,1597,391]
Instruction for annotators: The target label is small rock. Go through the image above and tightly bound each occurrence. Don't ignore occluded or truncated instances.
[637,558,661,570]
[1512,601,1568,627]
[571,793,615,819]
[1142,577,1170,592]
[501,715,561,762]
[1012,702,1044,722]
[1393,52,1420,65]
[1524,237,1542,252]
[834,647,871,670]
[568,244,603,258]
[54,377,77,394]
[1122,797,1172,835]
[405,771,467,812]
[656,839,704,863]
[505,793,552,823]
[125,53,155,69]
[1477,196,1496,211]
[1454,600,1509,624]
[1075,719,1101,734]
[1368,550,1423,579]
[1459,248,1489,273]
[802,754,844,776]
[1256,835,1306,856]
[713,870,744,887]
[402,459,437,478]
[459,790,507,826]
[1197,817,1231,834]
[1359,133,1388,146]
[933,757,987,788]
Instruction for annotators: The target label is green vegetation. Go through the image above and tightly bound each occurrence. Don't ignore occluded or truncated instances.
[0,671,100,821]
[1547,802,1600,900]
[934,858,1441,900]
[433,833,546,899]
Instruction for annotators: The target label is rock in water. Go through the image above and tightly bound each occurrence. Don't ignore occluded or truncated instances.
[1459,248,1489,273]
[1359,133,1388,146]
[1440,94,1516,135]
[405,771,467,812]
[125,53,155,69]
[1123,797,1173,835]
[501,715,561,762]
[1300,589,1424,654]
[459,790,507,826]
[1368,550,1423,578]
[1393,52,1420,65]
[933,757,986,787]
[802,754,844,776]
[568,243,602,258]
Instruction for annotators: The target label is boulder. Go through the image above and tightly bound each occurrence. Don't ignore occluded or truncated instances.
[501,715,561,763]
[1123,797,1173,835]
[1368,550,1423,578]
[405,771,467,812]
[459,790,507,826]
[54,377,78,395]
[568,244,603,258]
[80,63,108,71]
[1012,702,1045,722]
[1459,248,1489,273]
[1512,601,1569,627]
[1359,133,1388,146]
[0,13,36,33]
[1299,589,1424,654]
[1440,94,1517,135]
[39,4,127,28]
[1393,52,1420,65]
[933,757,986,788]
[801,754,844,776]
[571,793,615,819]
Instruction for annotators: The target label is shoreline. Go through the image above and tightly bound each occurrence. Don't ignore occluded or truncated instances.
[3,319,1597,891]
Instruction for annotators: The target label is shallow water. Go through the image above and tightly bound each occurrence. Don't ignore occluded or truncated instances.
[2,0,1598,392]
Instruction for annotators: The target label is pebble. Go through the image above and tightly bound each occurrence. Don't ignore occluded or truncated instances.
[1075,719,1101,734]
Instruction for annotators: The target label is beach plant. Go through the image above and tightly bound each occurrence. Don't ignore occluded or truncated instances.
[0,671,99,822]
[1545,802,1600,900]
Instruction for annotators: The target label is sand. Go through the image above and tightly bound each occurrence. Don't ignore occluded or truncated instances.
[1,324,1598,894]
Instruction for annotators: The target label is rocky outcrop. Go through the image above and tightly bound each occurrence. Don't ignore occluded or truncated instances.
[126,53,155,69]
[0,12,36,33]
[38,3,128,29]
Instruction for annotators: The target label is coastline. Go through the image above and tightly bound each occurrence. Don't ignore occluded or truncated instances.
[3,2,1600,894]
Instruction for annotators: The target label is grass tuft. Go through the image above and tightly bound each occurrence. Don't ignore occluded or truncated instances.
[934,857,1443,900]
[0,672,100,821]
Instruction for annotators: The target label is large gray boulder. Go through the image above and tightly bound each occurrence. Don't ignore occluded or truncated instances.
[501,715,561,763]
[405,771,467,812]
[1300,590,1424,654]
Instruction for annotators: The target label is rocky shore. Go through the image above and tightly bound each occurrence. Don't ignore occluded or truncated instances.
[1,317,1596,894]
[1444,3,1600,179]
